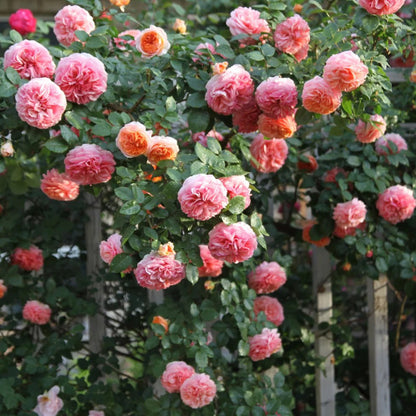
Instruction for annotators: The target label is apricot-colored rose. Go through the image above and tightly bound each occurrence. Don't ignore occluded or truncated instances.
[258,113,297,140]
[136,25,170,58]
[116,122,152,158]
[355,114,386,143]
[152,315,169,333]
[146,136,179,164]
[302,76,342,115]
[41,169,79,201]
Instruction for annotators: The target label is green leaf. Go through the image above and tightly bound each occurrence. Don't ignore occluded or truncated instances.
[195,350,208,369]
[215,44,235,59]
[188,110,210,132]
[44,137,68,153]
[60,125,79,145]
[246,51,264,61]
[195,142,215,164]
[91,121,112,137]
[186,77,206,91]
[114,186,134,201]
[5,67,21,85]
[110,253,133,273]
[120,200,141,215]
[347,155,361,167]
[295,108,313,124]
[165,96,176,112]
[9,30,22,43]
[341,99,354,116]
[186,264,199,285]
[187,92,206,108]
[65,111,84,129]
[375,257,388,273]
[261,43,275,57]
[228,196,246,215]
[74,30,89,42]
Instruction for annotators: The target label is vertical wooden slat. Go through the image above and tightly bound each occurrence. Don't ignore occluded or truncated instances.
[312,246,336,416]
[85,192,105,353]
[367,275,390,416]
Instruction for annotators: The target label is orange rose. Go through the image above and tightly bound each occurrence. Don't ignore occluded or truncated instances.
[110,0,130,9]
[294,3,303,13]
[0,280,7,299]
[258,113,297,139]
[152,316,169,333]
[173,18,186,34]
[136,25,170,58]
[146,136,179,164]
[116,121,152,158]
[302,221,331,247]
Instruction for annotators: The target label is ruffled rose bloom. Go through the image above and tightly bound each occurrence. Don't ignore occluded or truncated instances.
[302,221,331,247]
[375,133,408,155]
[54,5,95,47]
[161,361,195,393]
[114,30,141,50]
[232,97,261,133]
[180,373,217,409]
[208,222,257,263]
[64,144,116,185]
[249,328,282,361]
[400,342,416,375]
[99,233,123,264]
[55,53,107,105]
[226,7,270,45]
[359,0,405,15]
[258,113,297,140]
[89,411,104,416]
[146,136,179,164]
[136,25,170,58]
[323,51,368,92]
[41,169,79,201]
[274,15,310,62]
[198,245,224,277]
[250,134,289,173]
[116,121,152,158]
[253,296,285,327]
[4,40,55,80]
[376,185,416,224]
[23,301,51,325]
[9,9,37,35]
[33,385,63,416]
[15,78,66,129]
[255,77,298,119]
[205,64,254,115]
[297,155,318,172]
[355,114,387,143]
[11,245,43,271]
[302,76,342,115]
[333,221,366,238]
[192,130,223,147]
[333,198,367,229]
[1,141,14,157]
[248,261,287,294]
[178,174,228,221]
[219,175,251,209]
[134,246,186,290]
[0,280,7,299]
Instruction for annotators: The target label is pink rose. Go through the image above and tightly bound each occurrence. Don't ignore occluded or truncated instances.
[41,169,79,201]
[114,29,141,50]
[333,198,367,229]
[64,144,116,185]
[253,296,284,327]
[400,342,416,375]
[54,5,95,47]
[274,15,310,62]
[258,113,297,140]
[99,233,123,264]
[33,385,63,416]
[255,77,298,119]
[192,130,223,147]
[355,114,387,143]
[23,301,51,325]
[249,328,282,361]
[250,134,289,173]
[15,78,66,129]
[302,76,342,115]
[198,245,224,277]
[135,25,170,58]
[146,136,179,164]
[208,222,257,263]
[134,251,186,290]
[232,97,261,133]
[9,9,36,35]
[180,373,217,409]
[55,53,107,105]
[359,0,406,15]
[376,185,416,224]
[226,7,270,45]
[161,361,195,393]
[375,133,408,155]
[248,261,287,294]
[323,51,368,92]
[178,174,229,221]
[205,64,254,115]
[219,175,251,209]
[11,245,43,271]
[4,40,55,80]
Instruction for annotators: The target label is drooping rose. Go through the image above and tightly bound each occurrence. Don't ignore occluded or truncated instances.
[232,97,261,133]
[359,0,406,15]
[114,30,141,50]
[0,280,7,299]
[173,19,187,34]
[146,136,179,164]
[99,233,123,265]
[1,142,14,157]
[253,296,285,327]
[297,155,318,172]
[400,342,416,375]
[219,175,251,209]
[375,133,408,155]
[136,25,170,58]
[302,221,331,247]
[258,113,297,140]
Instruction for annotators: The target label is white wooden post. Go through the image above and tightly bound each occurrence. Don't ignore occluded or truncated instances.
[367,275,390,416]
[312,246,336,416]
[85,192,105,353]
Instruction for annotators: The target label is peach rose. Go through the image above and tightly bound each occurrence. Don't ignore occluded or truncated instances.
[302,76,342,115]
[136,25,170,58]
[146,136,179,164]
[173,18,187,34]
[198,245,224,277]
[23,300,51,325]
[208,222,257,263]
[323,51,368,92]
[249,328,282,361]
[11,245,43,271]
[375,133,408,155]
[333,198,367,229]
[248,261,287,294]
[116,121,152,158]
[41,169,79,201]
[180,373,217,408]
[9,9,37,35]
[219,175,251,209]
[253,296,285,327]
[400,342,416,375]
[161,361,195,393]
[250,134,288,173]
[258,113,297,140]
[355,114,387,143]
[376,185,416,224]
[359,0,406,15]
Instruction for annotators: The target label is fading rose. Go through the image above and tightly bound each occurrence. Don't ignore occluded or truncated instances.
[248,261,287,294]
[4,40,55,80]
[136,25,170,58]
[161,361,195,393]
[33,385,63,416]
[219,175,251,209]
[376,185,416,224]
[116,121,152,158]
[400,342,416,375]
[54,5,95,47]
[208,222,257,263]
[11,245,43,271]
[146,136,179,164]
[250,134,288,173]
[253,296,285,327]
[249,328,282,361]
[198,245,224,277]
[180,373,217,408]
[333,198,367,229]
[41,169,79,201]
[302,76,342,115]
[23,300,51,325]
[323,51,368,92]
[258,113,297,140]
[178,174,228,221]
[9,9,36,35]
[375,133,408,155]
[359,0,406,15]
[355,114,387,143]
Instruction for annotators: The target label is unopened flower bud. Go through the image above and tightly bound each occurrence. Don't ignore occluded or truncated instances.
[173,18,186,34]
[1,142,14,157]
